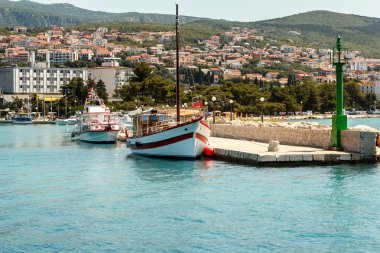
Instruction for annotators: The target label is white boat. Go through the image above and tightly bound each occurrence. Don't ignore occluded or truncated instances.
[126,5,211,158]
[126,110,211,158]
[114,112,133,142]
[56,116,77,126]
[116,112,133,129]
[71,89,120,144]
[12,113,33,124]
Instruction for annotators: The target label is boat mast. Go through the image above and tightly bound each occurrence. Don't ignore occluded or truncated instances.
[175,3,180,123]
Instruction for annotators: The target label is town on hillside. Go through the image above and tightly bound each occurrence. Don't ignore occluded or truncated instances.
[0,25,379,113]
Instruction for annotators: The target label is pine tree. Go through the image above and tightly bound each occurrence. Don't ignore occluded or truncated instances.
[95,79,108,101]
[87,78,95,89]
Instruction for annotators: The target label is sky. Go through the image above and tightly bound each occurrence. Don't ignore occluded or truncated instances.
[14,0,380,22]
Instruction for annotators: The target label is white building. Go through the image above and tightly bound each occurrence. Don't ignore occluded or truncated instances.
[96,27,109,34]
[349,57,368,71]
[0,67,88,94]
[49,50,79,64]
[360,82,376,94]
[93,38,108,47]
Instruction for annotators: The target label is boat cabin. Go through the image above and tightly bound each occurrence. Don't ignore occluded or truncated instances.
[132,109,174,137]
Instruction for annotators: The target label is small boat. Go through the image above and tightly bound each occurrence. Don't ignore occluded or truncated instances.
[56,116,77,126]
[116,112,133,129]
[12,95,33,124]
[12,113,33,124]
[71,89,120,144]
[126,4,211,158]
[114,112,133,142]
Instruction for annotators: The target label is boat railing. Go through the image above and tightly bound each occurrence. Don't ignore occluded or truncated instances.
[133,120,174,137]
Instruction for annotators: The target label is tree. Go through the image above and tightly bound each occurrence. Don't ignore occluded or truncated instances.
[294,80,320,112]
[7,97,24,112]
[132,62,152,82]
[259,79,264,89]
[319,82,336,113]
[287,73,295,86]
[344,81,364,109]
[114,74,175,107]
[270,86,298,113]
[61,77,88,112]
[95,79,108,101]
[307,87,321,112]
[86,78,95,89]
[364,93,377,111]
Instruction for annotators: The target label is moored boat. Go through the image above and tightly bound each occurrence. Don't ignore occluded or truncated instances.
[12,113,33,124]
[71,89,120,144]
[125,4,211,158]
[56,116,77,126]
[12,95,33,124]
[126,110,211,158]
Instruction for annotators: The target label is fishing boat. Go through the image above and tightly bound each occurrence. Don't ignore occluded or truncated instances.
[126,5,211,158]
[126,109,211,158]
[71,89,120,143]
[12,113,33,124]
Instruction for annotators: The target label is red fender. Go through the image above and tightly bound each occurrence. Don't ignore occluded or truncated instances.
[204,145,214,157]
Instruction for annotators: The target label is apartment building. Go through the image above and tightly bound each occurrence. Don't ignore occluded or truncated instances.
[0,67,88,94]
[5,47,30,63]
[49,49,79,64]
[89,67,133,96]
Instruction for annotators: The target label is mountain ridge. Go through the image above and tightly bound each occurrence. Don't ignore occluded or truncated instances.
[2,1,380,56]
[0,0,210,27]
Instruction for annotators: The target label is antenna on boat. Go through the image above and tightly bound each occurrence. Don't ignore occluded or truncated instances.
[175,3,180,123]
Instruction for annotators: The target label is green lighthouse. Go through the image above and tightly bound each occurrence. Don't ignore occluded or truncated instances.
[331,36,350,148]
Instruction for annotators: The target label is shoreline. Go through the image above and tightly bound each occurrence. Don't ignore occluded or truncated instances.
[209,114,380,124]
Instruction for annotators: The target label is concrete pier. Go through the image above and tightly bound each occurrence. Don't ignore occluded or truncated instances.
[210,124,380,165]
[209,137,379,165]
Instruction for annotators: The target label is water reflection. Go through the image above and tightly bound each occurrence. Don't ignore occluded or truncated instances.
[196,158,215,170]
[327,164,378,234]
[75,141,124,150]
[128,154,198,182]
[330,164,377,182]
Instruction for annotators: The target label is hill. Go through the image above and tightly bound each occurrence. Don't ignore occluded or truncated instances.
[189,11,380,57]
[1,1,380,57]
[255,11,380,57]
[0,0,208,27]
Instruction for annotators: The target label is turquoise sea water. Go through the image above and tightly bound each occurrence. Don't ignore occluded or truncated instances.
[1,122,380,252]
[290,117,380,129]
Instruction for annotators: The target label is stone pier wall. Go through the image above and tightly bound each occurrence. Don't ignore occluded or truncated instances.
[341,130,378,161]
[211,124,332,149]
[211,124,380,163]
